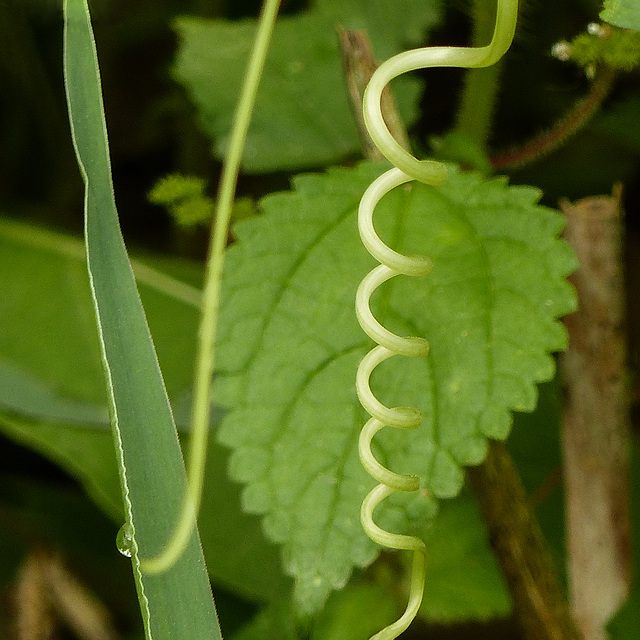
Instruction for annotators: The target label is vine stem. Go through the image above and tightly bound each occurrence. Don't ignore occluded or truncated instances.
[455,0,508,149]
[491,65,618,170]
[362,0,517,186]
[356,2,519,638]
[468,442,583,640]
[141,0,282,574]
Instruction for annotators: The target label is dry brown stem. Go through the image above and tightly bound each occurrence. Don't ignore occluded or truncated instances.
[337,27,411,161]
[468,442,583,640]
[560,186,631,640]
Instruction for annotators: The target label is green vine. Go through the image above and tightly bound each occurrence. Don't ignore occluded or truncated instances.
[356,0,519,636]
[140,0,282,575]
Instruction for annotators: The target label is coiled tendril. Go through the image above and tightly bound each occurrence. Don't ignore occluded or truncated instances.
[355,2,518,638]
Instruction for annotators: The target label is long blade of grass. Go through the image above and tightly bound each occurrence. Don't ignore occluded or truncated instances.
[63,1,222,638]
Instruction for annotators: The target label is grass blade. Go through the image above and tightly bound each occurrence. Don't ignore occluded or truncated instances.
[63,1,222,638]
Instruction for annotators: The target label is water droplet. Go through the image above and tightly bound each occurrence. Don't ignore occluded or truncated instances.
[116,523,133,558]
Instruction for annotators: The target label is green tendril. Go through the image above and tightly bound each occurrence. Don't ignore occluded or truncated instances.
[356,1,518,637]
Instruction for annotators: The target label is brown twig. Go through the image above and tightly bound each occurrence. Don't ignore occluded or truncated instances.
[560,186,631,640]
[14,549,119,640]
[468,442,583,640]
[337,27,411,161]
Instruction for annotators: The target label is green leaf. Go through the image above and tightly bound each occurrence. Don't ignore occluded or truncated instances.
[0,219,106,406]
[230,599,301,640]
[230,582,396,640]
[311,583,397,640]
[417,493,511,622]
[63,0,221,637]
[0,415,123,517]
[0,216,203,421]
[172,0,441,172]
[601,0,640,31]
[214,161,577,614]
[0,214,291,603]
[0,356,108,426]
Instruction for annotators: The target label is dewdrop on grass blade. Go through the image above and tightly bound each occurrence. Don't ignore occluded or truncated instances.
[116,523,134,558]
[355,1,519,637]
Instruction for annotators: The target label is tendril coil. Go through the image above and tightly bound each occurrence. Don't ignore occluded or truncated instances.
[355,2,518,638]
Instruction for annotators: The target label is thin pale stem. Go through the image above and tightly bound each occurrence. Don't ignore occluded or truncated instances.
[141,0,282,574]
[455,0,508,149]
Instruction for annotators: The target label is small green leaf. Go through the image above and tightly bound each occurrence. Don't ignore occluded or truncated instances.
[172,0,441,172]
[148,174,215,228]
[214,161,577,613]
[312,583,397,640]
[569,28,640,71]
[418,493,510,622]
[601,0,640,32]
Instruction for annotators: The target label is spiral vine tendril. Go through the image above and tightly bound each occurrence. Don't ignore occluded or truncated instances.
[355,2,518,638]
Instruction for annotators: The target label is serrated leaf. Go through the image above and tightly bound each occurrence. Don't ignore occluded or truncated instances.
[172,0,441,172]
[601,0,640,31]
[214,161,577,614]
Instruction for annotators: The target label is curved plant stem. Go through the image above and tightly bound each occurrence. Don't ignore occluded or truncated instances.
[491,65,618,170]
[362,0,518,185]
[141,0,282,574]
[455,0,510,149]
